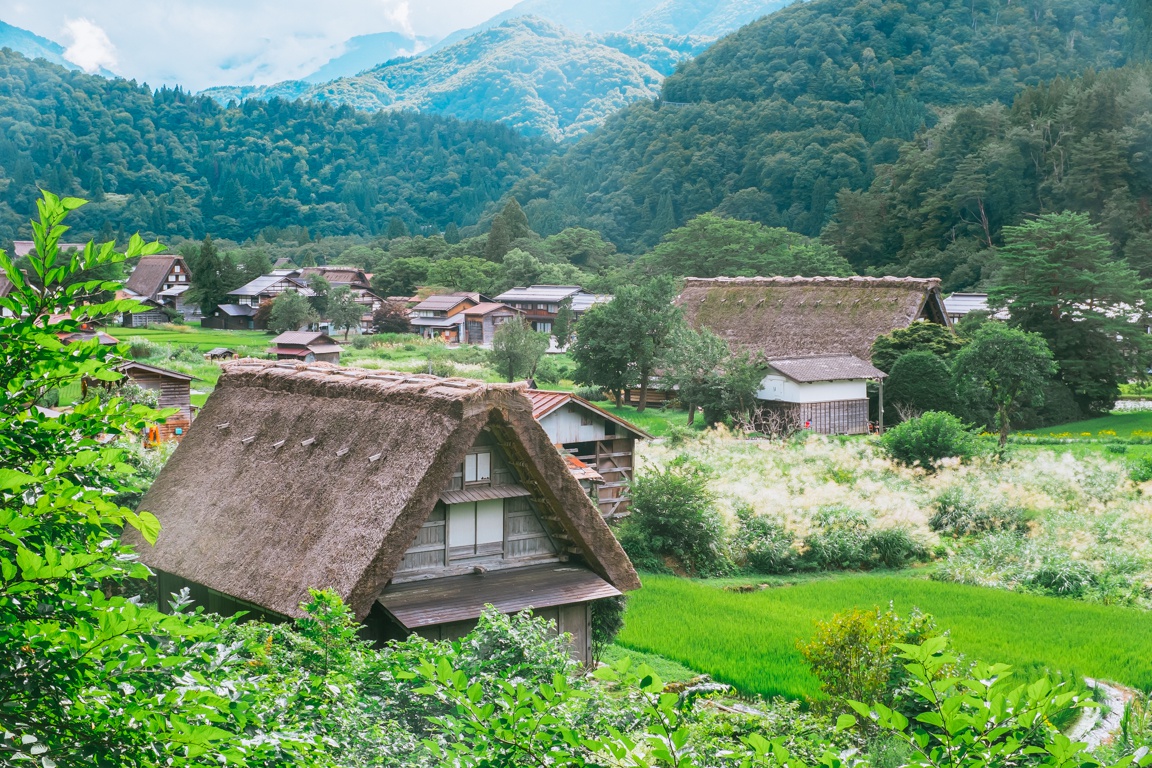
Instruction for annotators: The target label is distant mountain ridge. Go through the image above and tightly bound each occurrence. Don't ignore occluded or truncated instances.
[0,21,69,66]
[203,18,711,141]
[303,31,438,83]
[0,20,118,76]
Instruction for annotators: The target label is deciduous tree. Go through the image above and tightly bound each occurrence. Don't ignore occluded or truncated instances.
[268,290,318,333]
[488,317,549,382]
[952,323,1056,446]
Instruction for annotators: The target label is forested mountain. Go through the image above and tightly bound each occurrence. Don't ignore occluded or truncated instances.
[517,0,1138,250]
[0,50,555,244]
[823,65,1152,290]
[203,18,708,141]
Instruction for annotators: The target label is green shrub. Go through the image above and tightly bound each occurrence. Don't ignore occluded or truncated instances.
[929,486,1031,537]
[127,336,163,359]
[866,527,928,569]
[1131,455,1152,483]
[884,351,960,421]
[799,606,943,713]
[879,411,980,469]
[428,359,457,378]
[617,458,731,577]
[590,595,627,664]
[732,505,796,574]
[350,334,378,349]
[533,354,572,385]
[574,386,606,401]
[1106,443,1129,454]
[800,506,871,570]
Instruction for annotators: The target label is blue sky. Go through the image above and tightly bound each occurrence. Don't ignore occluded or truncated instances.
[0,0,521,90]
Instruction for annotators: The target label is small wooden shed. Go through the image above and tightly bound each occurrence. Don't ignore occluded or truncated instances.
[125,362,640,662]
[113,361,196,441]
[527,391,650,518]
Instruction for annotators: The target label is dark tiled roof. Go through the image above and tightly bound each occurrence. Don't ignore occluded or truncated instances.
[766,354,887,382]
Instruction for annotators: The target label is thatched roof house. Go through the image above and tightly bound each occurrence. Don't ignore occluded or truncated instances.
[128,360,639,659]
[677,276,950,363]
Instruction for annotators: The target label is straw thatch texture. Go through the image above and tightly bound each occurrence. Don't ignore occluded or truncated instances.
[677,276,950,362]
[127,360,639,620]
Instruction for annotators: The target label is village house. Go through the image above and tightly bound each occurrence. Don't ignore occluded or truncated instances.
[527,390,650,518]
[113,360,196,441]
[462,302,523,344]
[493,285,611,335]
[676,276,951,435]
[203,270,313,330]
[267,331,343,363]
[122,254,195,325]
[300,266,387,333]
[126,361,640,660]
[409,292,488,342]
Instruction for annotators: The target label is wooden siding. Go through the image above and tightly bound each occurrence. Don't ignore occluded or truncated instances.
[625,388,674,406]
[759,398,870,435]
[123,368,193,441]
[569,437,636,518]
[125,308,168,327]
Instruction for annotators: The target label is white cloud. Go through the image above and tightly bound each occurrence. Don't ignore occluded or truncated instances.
[2,0,521,90]
[61,17,117,73]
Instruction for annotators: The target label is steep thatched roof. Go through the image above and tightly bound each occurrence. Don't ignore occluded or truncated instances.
[125,255,185,300]
[677,276,950,363]
[126,360,639,620]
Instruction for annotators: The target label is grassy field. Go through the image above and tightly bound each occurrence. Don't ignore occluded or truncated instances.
[1027,411,1152,439]
[117,325,272,353]
[598,403,701,438]
[617,573,1152,701]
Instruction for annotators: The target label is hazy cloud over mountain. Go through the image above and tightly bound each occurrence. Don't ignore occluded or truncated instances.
[0,0,521,89]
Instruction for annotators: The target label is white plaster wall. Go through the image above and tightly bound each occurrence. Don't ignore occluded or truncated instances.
[757,374,867,403]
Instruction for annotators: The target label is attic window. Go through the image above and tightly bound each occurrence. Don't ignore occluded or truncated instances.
[464,452,491,484]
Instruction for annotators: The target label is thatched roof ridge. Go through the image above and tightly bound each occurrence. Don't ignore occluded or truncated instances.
[127,360,636,620]
[677,275,950,363]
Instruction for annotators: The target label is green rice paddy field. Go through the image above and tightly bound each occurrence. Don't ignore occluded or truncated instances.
[617,573,1152,700]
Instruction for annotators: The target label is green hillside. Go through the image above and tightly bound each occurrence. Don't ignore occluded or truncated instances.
[203,18,708,141]
[0,50,555,243]
[518,0,1137,249]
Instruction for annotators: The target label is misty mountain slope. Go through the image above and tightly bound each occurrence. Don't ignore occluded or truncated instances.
[204,18,682,141]
[304,31,438,82]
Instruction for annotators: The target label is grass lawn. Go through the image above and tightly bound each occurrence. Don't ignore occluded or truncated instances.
[598,403,702,438]
[617,572,1152,701]
[117,325,272,352]
[1027,411,1152,439]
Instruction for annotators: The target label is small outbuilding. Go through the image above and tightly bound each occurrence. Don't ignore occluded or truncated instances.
[126,361,640,661]
[527,390,650,518]
[112,360,196,441]
[267,331,343,363]
[462,302,522,345]
[757,354,887,435]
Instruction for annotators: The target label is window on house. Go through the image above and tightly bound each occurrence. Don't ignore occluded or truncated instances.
[448,499,503,558]
[580,412,594,427]
[536,303,547,310]
[537,322,552,334]
[547,304,558,313]
[464,451,491,484]
[173,264,181,273]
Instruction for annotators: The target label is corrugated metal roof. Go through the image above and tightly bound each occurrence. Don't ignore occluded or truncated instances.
[495,285,584,303]
[217,303,257,317]
[229,275,312,297]
[412,295,473,312]
[439,484,532,504]
[378,564,620,629]
[563,453,604,483]
[271,331,332,345]
[114,360,196,382]
[526,390,652,439]
[766,354,886,382]
[410,315,463,328]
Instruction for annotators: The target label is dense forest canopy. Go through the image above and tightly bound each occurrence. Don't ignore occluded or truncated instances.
[517,0,1139,250]
[0,50,556,244]
[824,65,1152,289]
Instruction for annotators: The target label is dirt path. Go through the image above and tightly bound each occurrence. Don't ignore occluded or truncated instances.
[1067,678,1136,750]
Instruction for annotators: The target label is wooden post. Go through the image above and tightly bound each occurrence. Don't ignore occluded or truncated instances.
[878,378,885,435]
